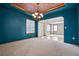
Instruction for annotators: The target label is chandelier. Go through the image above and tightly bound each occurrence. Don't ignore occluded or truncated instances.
[12,3,64,21]
[32,3,44,21]
[32,12,43,20]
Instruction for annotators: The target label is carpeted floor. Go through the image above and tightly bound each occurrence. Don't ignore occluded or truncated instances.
[0,37,79,56]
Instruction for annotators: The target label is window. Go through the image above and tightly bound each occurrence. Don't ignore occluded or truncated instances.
[51,24,53,33]
[26,19,35,34]
[53,24,58,31]
[46,24,50,32]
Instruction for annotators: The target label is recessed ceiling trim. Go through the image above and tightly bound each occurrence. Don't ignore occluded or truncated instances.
[12,3,33,14]
[11,3,64,14]
[43,3,64,13]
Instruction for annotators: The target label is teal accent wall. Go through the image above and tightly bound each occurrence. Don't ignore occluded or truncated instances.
[78,5,79,45]
[0,4,37,44]
[35,20,38,37]
[0,3,78,45]
[43,4,78,45]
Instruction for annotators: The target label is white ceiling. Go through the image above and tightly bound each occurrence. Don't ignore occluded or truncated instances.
[39,16,64,24]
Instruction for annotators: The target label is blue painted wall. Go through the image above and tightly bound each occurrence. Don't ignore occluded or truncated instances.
[78,5,79,45]
[43,4,78,45]
[0,3,78,45]
[0,4,38,44]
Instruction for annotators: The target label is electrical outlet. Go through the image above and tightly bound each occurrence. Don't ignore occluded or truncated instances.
[65,26,67,29]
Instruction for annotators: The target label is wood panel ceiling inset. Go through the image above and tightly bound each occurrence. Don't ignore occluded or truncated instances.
[12,3,64,14]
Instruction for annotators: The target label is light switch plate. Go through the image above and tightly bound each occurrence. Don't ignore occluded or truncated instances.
[72,37,75,40]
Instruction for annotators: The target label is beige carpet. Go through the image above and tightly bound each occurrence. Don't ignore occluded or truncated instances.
[0,37,79,56]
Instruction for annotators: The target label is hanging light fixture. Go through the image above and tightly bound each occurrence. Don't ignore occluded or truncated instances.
[35,12,38,16]
[32,3,44,21]
[32,13,43,19]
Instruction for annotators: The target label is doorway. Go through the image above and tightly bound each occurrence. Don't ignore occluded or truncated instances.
[38,16,64,42]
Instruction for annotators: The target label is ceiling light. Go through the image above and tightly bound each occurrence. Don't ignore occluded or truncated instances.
[40,13,43,18]
[32,12,44,21]
[35,12,38,16]
[38,15,41,19]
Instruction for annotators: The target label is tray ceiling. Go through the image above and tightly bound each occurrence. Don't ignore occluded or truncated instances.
[12,3,64,14]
